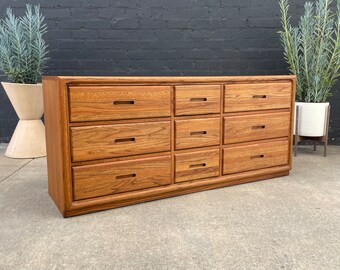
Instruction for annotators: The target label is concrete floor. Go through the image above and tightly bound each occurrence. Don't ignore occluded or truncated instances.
[0,144,339,270]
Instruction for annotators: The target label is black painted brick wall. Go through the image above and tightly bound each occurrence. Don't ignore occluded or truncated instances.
[0,0,339,143]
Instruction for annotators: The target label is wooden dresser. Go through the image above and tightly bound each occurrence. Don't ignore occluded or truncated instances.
[43,76,296,217]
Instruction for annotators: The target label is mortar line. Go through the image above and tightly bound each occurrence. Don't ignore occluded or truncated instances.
[0,159,34,184]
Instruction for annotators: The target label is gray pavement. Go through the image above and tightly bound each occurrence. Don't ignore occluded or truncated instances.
[0,143,339,270]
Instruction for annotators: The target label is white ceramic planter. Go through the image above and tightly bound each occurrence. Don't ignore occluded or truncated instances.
[2,82,46,158]
[294,102,329,137]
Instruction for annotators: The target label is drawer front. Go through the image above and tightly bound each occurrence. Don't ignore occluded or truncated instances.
[71,121,170,162]
[73,156,171,200]
[175,150,220,183]
[224,111,290,144]
[175,85,221,116]
[223,139,289,175]
[69,86,171,122]
[224,82,292,113]
[175,118,220,150]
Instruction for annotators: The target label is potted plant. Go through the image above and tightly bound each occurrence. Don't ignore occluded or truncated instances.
[278,0,340,137]
[0,4,48,158]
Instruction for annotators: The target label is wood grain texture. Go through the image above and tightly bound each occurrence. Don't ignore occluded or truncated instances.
[223,111,290,144]
[73,156,171,200]
[175,117,220,150]
[219,84,224,176]
[175,149,220,183]
[288,78,296,169]
[69,86,171,122]
[43,75,295,217]
[43,77,66,213]
[47,75,296,85]
[71,121,170,162]
[69,117,171,127]
[170,86,175,184]
[223,138,289,175]
[175,85,220,115]
[43,77,74,216]
[224,82,292,113]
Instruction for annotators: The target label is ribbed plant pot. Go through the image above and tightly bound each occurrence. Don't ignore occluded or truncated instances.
[294,101,330,137]
[2,82,46,158]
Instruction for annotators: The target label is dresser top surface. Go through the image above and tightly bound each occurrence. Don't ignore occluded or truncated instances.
[43,75,296,84]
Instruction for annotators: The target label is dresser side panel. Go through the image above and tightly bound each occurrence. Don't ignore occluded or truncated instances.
[289,77,296,168]
[43,77,66,215]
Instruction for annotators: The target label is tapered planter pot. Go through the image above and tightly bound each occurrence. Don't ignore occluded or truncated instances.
[2,82,46,158]
[294,102,330,136]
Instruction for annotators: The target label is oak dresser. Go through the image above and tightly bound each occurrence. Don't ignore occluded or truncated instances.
[43,76,296,217]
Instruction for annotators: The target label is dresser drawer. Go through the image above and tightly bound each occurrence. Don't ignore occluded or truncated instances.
[175,85,220,116]
[69,86,171,122]
[71,121,170,162]
[175,118,220,150]
[223,139,289,175]
[224,111,290,144]
[175,150,220,183]
[73,156,171,200]
[224,82,291,113]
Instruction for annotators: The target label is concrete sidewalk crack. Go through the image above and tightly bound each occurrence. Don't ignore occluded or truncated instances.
[0,159,34,184]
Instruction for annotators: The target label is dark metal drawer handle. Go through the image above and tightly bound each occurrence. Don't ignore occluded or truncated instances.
[190,97,207,102]
[190,131,207,136]
[116,173,136,180]
[252,95,267,99]
[115,137,136,143]
[251,125,266,130]
[189,163,207,168]
[251,155,265,159]
[113,100,135,105]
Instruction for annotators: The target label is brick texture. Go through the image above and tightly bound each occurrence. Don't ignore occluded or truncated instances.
[0,0,339,143]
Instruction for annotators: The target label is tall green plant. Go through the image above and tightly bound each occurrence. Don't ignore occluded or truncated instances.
[0,4,48,84]
[279,0,340,103]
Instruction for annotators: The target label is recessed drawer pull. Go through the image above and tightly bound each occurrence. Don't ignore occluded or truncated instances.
[251,125,266,130]
[252,95,267,99]
[113,100,135,105]
[251,154,265,159]
[189,163,207,168]
[114,137,136,143]
[116,173,136,180]
[190,97,207,102]
[190,131,207,136]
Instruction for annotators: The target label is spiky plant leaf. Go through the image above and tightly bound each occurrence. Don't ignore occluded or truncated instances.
[278,0,340,103]
[0,4,48,84]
